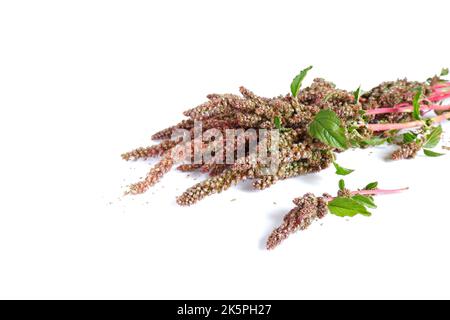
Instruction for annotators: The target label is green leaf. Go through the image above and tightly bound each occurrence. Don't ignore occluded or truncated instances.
[441,68,449,77]
[350,139,360,148]
[403,132,418,143]
[424,125,442,149]
[328,197,372,217]
[333,162,354,176]
[354,86,362,104]
[274,116,292,133]
[352,194,377,209]
[308,109,348,150]
[361,137,387,146]
[364,182,378,190]
[274,116,282,130]
[290,66,313,97]
[339,179,345,191]
[423,149,445,157]
[412,87,422,120]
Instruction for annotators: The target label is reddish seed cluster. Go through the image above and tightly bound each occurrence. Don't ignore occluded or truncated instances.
[126,153,175,195]
[121,140,178,161]
[391,140,424,160]
[266,193,329,250]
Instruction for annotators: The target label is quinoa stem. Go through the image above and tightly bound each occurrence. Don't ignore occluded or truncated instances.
[366,104,450,115]
[431,82,450,89]
[367,111,450,131]
[350,187,409,196]
[325,187,408,201]
[429,92,450,102]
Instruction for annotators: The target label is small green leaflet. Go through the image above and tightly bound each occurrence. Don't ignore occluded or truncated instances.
[441,68,449,77]
[339,179,345,191]
[274,116,282,129]
[350,139,361,148]
[412,87,422,120]
[361,137,387,146]
[291,66,313,97]
[328,197,372,217]
[423,125,442,149]
[308,109,348,150]
[352,194,377,209]
[347,126,365,147]
[364,182,378,190]
[333,162,354,176]
[274,116,291,133]
[354,86,362,104]
[423,149,445,157]
[403,132,418,143]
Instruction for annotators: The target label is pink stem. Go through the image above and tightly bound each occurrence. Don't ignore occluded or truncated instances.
[350,188,409,196]
[367,111,450,131]
[432,88,450,94]
[429,92,450,102]
[432,112,450,124]
[325,187,408,201]
[368,120,425,131]
[432,83,450,89]
[366,104,450,115]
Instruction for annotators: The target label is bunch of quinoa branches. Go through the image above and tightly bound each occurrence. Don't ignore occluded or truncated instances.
[123,67,450,207]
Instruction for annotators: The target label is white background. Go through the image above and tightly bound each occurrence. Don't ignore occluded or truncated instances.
[1,0,449,300]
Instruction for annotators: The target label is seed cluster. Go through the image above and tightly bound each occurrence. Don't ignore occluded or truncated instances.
[126,152,174,195]
[392,140,424,160]
[266,193,330,250]
[121,140,178,161]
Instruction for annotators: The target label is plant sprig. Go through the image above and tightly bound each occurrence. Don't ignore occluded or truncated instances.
[328,179,382,217]
[328,197,372,217]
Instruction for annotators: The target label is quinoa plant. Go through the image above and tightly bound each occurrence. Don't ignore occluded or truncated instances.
[122,67,449,248]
